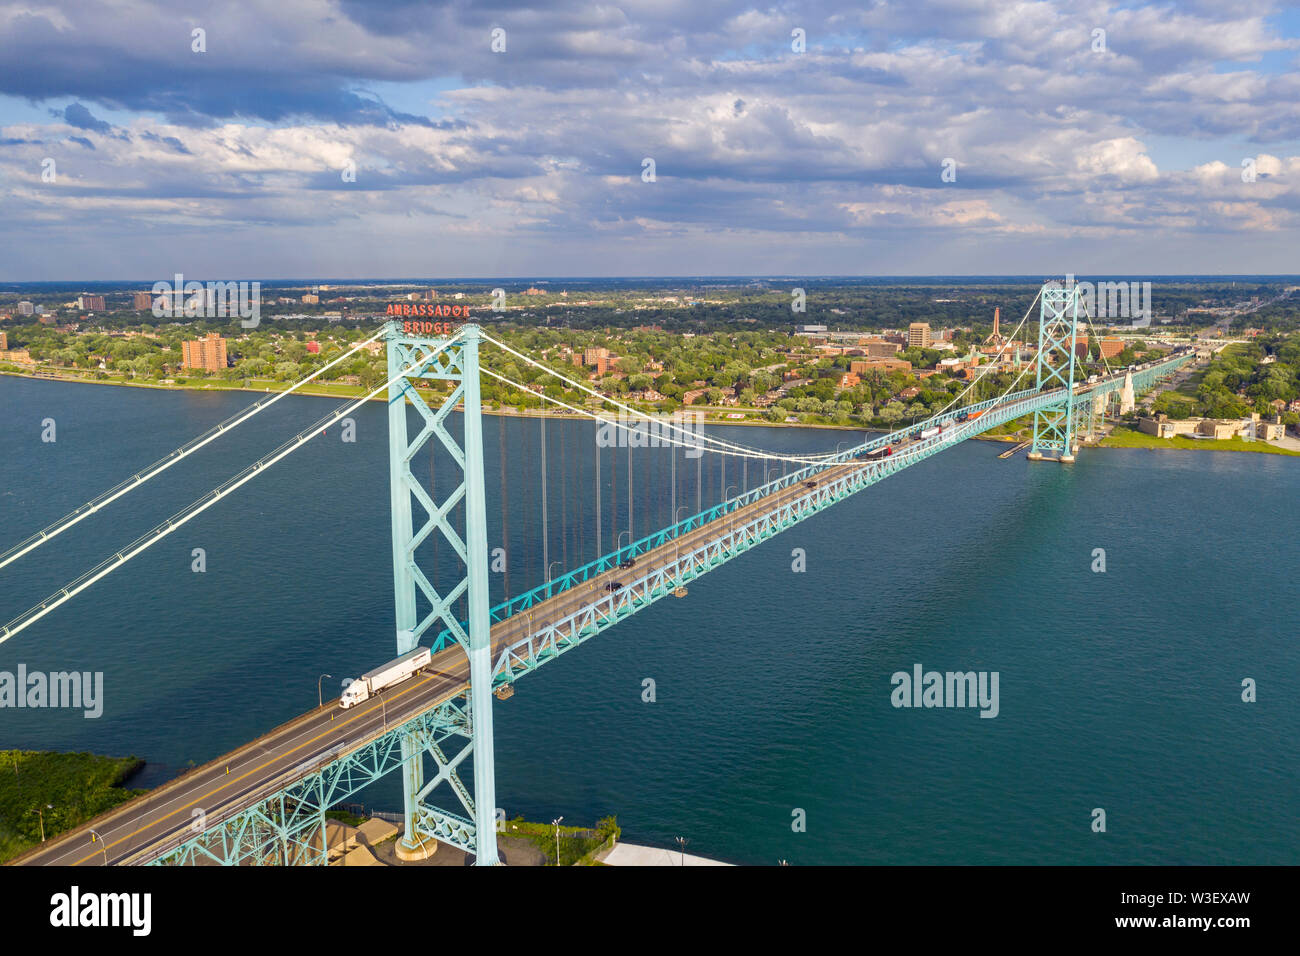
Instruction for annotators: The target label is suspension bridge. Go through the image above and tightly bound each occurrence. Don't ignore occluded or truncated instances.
[5,281,1191,866]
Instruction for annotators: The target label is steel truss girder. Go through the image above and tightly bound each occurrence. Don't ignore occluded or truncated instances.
[433,353,1193,653]
[489,353,1190,685]
[143,703,470,866]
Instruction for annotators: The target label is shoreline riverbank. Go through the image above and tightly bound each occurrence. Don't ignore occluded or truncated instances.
[0,368,872,433]
[5,368,1294,455]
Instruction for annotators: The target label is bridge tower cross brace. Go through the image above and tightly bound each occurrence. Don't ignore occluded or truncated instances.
[1027,282,1083,463]
[386,321,499,865]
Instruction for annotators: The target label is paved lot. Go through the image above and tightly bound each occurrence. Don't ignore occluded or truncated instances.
[601,843,732,866]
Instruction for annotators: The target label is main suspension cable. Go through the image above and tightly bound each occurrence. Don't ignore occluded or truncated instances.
[0,327,389,572]
[480,367,843,466]
[479,331,842,462]
[0,336,456,646]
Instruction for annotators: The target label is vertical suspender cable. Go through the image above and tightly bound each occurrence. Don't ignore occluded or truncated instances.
[670,433,677,527]
[499,413,510,602]
[575,419,585,570]
[560,419,568,574]
[521,415,533,595]
[540,413,549,587]
[610,431,618,553]
[595,433,602,555]
[696,447,702,513]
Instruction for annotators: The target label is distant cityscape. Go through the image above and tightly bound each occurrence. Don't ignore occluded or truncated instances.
[1,279,1297,450]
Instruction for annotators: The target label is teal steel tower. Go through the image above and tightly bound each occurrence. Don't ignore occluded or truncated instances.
[386,321,499,865]
[1027,282,1082,463]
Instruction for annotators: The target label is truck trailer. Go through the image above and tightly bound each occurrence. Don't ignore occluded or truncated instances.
[339,646,432,709]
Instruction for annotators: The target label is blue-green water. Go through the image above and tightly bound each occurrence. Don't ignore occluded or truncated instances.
[1,375,1297,864]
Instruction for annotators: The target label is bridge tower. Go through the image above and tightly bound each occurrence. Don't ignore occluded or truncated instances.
[386,321,499,865]
[1027,281,1083,463]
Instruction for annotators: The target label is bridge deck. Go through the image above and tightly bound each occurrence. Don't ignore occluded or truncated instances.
[15,456,868,866]
[12,354,1188,865]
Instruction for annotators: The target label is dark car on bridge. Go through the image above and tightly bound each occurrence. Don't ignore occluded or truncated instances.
[618,557,636,569]
[604,581,625,592]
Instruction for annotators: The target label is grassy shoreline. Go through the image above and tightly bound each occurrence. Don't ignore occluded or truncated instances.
[1099,423,1300,455]
[0,750,145,863]
[6,367,1293,454]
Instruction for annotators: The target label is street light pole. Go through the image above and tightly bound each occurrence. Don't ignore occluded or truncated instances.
[552,816,564,867]
[318,673,332,709]
[675,835,689,866]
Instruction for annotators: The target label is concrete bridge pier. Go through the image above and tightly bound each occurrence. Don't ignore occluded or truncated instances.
[1119,371,1135,414]
[395,829,439,861]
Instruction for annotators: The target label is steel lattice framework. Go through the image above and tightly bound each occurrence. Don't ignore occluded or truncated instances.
[143,702,473,865]
[385,322,499,865]
[1029,282,1083,462]
[136,298,1192,867]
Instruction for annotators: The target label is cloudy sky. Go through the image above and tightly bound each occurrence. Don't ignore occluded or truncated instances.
[1,0,1298,279]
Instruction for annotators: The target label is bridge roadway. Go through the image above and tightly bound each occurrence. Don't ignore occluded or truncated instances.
[15,452,875,866]
[16,359,1184,866]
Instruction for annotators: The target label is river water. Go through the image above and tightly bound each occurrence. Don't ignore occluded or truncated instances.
[1,375,1296,864]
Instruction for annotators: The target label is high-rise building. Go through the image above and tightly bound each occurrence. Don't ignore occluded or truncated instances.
[301,294,320,305]
[583,346,609,365]
[133,292,154,310]
[77,294,106,311]
[0,331,7,350]
[181,333,228,372]
[17,301,35,315]
[908,322,932,349]
[422,289,438,301]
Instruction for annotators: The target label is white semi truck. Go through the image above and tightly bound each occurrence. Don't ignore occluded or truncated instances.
[339,646,432,709]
